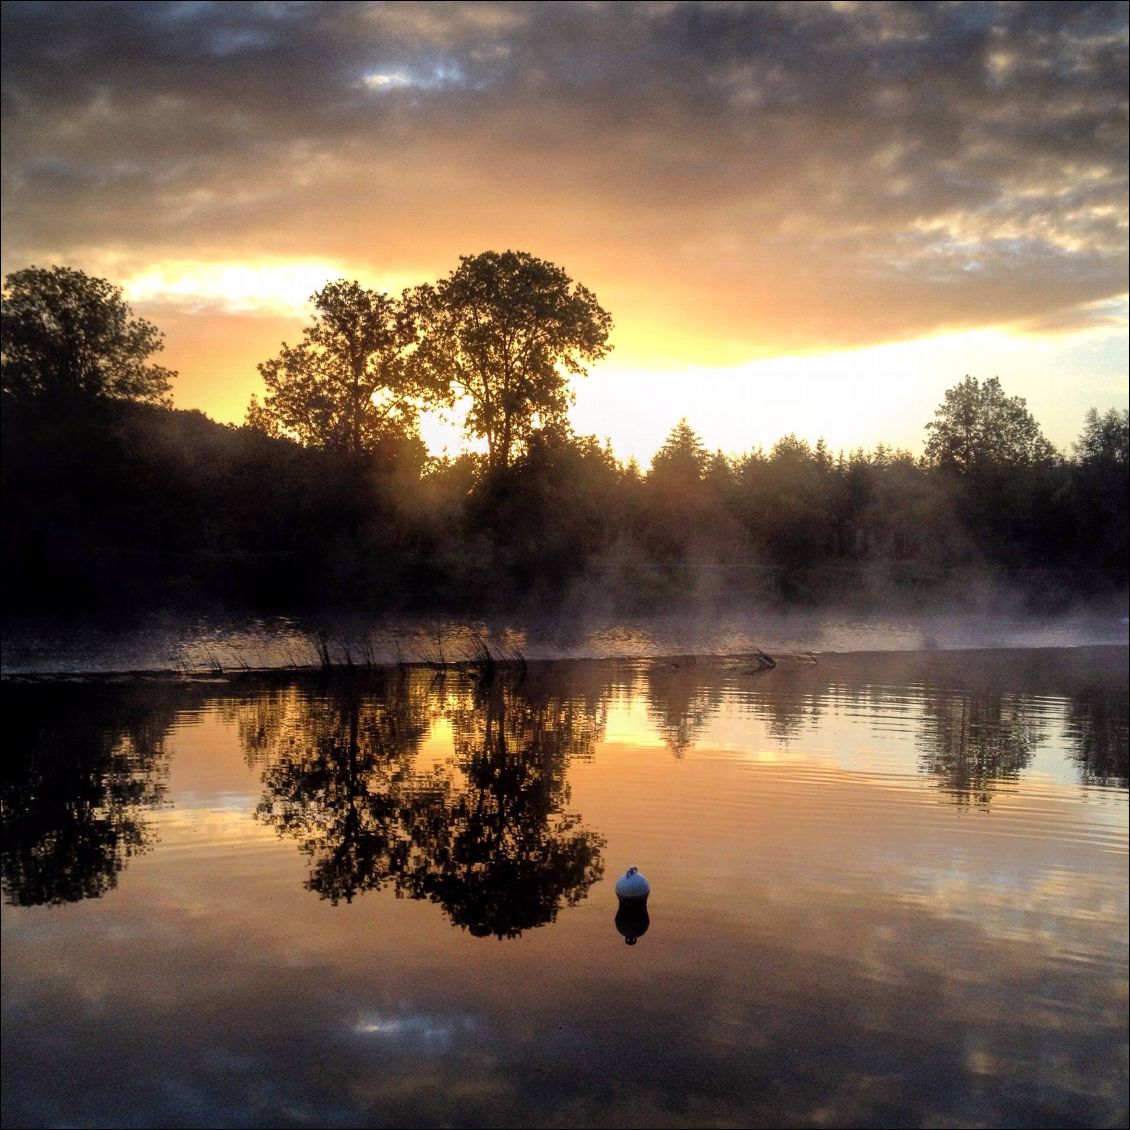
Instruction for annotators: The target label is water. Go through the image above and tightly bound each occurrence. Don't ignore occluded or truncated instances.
[2,647,1126,1128]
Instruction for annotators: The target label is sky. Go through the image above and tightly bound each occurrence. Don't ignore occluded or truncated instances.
[2,0,1127,462]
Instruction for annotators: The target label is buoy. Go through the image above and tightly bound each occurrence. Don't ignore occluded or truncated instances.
[615,866,650,905]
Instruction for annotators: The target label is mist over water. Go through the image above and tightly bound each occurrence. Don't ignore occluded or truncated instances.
[3,595,1127,676]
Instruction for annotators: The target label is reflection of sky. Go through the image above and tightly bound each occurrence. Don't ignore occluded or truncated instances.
[602,661,1125,802]
[2,650,1126,1128]
[352,1011,478,1048]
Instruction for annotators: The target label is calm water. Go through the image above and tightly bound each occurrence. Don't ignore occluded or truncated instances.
[2,648,1127,1129]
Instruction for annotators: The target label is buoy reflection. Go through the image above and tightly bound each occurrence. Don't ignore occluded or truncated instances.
[614,902,650,945]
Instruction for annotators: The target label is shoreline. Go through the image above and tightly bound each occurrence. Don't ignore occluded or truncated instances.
[4,641,1127,683]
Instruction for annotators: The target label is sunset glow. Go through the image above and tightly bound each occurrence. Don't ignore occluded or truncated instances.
[123,260,359,316]
[2,1,1126,461]
[3,12,1127,1129]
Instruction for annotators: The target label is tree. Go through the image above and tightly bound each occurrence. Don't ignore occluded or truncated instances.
[649,419,709,481]
[1,265,175,405]
[924,375,1056,473]
[1075,407,1128,469]
[251,280,423,461]
[1071,407,1128,569]
[410,251,613,472]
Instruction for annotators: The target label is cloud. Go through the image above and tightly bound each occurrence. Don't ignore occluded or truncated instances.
[121,257,416,315]
[1,1,1126,358]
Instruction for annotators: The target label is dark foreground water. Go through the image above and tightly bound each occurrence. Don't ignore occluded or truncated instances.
[2,648,1127,1129]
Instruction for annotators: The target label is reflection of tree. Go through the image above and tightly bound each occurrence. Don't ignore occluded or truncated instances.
[0,684,172,906]
[752,690,825,746]
[1066,687,1129,788]
[916,690,1041,808]
[645,661,722,756]
[403,678,606,937]
[243,671,607,936]
[237,673,432,904]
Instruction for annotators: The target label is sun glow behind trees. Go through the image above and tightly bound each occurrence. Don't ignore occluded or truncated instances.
[3,259,1126,616]
[112,258,1127,465]
[123,260,419,318]
[2,2,1124,463]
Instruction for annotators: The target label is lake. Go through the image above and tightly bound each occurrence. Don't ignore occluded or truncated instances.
[2,646,1127,1129]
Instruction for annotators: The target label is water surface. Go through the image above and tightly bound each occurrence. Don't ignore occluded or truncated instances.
[2,648,1127,1128]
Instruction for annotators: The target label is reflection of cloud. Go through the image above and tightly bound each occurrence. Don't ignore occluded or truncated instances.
[352,1011,477,1048]
[3,656,1126,1128]
[360,62,470,92]
[887,863,1127,962]
[601,696,666,749]
[155,805,276,848]
[361,73,412,91]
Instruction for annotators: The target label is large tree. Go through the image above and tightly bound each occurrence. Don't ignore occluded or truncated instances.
[250,280,424,461]
[410,251,612,472]
[924,375,1056,473]
[1,265,175,405]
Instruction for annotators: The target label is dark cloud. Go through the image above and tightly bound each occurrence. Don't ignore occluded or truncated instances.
[2,1,1126,354]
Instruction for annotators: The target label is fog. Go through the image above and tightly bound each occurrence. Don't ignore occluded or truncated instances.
[3,591,1127,677]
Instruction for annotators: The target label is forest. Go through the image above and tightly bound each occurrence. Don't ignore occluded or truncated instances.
[2,260,1127,616]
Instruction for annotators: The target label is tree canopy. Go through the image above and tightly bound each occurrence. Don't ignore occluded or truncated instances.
[650,419,709,481]
[1,265,175,405]
[1075,407,1128,469]
[924,375,1056,473]
[410,251,612,472]
[250,280,425,461]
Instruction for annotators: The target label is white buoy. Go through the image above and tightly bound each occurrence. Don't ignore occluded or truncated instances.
[615,866,650,905]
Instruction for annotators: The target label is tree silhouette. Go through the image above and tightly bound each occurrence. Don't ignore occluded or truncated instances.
[1072,407,1129,568]
[749,434,841,569]
[649,419,709,482]
[1,265,175,405]
[410,251,612,472]
[1076,407,1129,468]
[463,425,624,590]
[924,375,1056,473]
[251,280,426,463]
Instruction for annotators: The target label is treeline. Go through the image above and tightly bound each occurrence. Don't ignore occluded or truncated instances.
[1,260,1126,614]
[1,393,1125,614]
